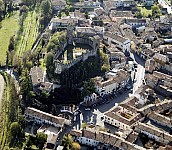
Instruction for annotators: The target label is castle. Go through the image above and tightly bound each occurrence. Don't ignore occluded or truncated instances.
[54,26,100,74]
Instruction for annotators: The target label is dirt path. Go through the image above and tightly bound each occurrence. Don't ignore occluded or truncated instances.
[0,74,4,110]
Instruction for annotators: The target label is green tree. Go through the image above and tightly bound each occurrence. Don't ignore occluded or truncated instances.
[152,5,161,18]
[83,79,96,96]
[46,52,54,78]
[19,5,29,15]
[36,132,47,149]
[0,0,4,20]
[10,122,20,138]
[40,0,52,27]
[8,35,15,51]
[72,142,81,150]
[62,134,73,150]
[36,132,47,144]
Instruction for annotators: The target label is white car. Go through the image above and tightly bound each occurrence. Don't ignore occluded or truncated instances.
[85,108,91,111]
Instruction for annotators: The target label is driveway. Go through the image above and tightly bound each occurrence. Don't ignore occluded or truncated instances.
[0,74,4,110]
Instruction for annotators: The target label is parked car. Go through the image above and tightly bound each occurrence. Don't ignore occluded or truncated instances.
[85,108,91,111]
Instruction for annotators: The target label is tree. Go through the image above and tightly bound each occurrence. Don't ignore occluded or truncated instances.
[152,5,161,18]
[10,122,20,138]
[72,142,81,150]
[45,52,54,78]
[8,35,15,51]
[83,79,96,96]
[36,132,47,149]
[19,5,29,15]
[40,0,52,27]
[0,0,4,20]
[62,134,73,150]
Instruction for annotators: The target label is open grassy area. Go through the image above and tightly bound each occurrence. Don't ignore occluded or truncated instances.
[0,12,19,66]
[16,11,39,57]
[138,6,152,17]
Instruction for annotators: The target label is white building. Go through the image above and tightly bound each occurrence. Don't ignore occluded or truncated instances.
[51,0,66,10]
[103,105,141,130]
[95,70,130,96]
[103,32,131,53]
[109,0,135,8]
[25,107,70,128]
[70,128,146,150]
[135,122,172,144]
[125,19,148,27]
[148,112,172,128]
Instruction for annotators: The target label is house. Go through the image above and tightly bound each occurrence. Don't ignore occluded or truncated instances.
[145,71,172,97]
[25,107,71,128]
[138,99,172,115]
[135,122,172,144]
[103,104,141,130]
[148,112,172,128]
[142,0,154,6]
[125,19,148,27]
[95,70,130,96]
[70,127,146,150]
[103,32,131,53]
[37,125,61,149]
[104,0,135,10]
[107,46,127,69]
[49,17,78,30]
[51,0,66,11]
[134,85,156,105]
[30,67,53,94]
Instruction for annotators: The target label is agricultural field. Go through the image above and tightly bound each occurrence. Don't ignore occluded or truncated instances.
[0,12,19,66]
[16,11,39,57]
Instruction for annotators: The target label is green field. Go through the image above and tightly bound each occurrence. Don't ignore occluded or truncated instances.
[0,12,19,66]
[16,11,39,57]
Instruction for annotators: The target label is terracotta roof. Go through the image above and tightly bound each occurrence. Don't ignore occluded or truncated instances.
[136,122,172,142]
[73,128,146,150]
[25,107,65,126]
[148,112,172,126]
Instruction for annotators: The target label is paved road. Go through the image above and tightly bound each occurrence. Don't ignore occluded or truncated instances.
[74,91,130,130]
[74,52,146,130]
[0,74,4,110]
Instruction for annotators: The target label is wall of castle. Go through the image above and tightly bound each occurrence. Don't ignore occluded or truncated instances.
[54,36,99,74]
[54,42,67,60]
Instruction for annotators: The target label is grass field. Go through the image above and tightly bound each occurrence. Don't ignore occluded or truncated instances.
[0,12,19,66]
[16,11,39,58]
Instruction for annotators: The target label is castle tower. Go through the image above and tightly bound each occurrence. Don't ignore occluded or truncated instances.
[67,24,74,45]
